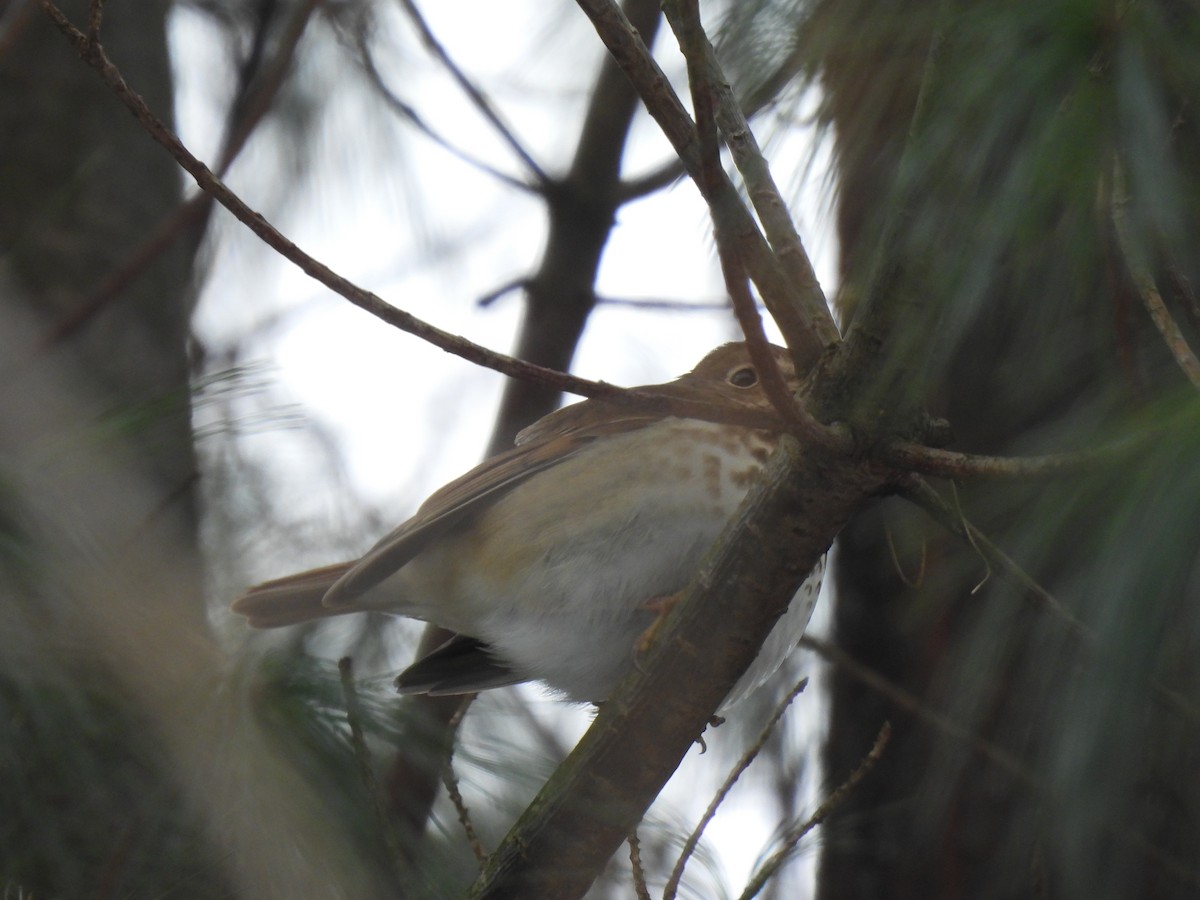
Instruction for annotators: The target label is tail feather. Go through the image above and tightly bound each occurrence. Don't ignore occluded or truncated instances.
[231,562,355,628]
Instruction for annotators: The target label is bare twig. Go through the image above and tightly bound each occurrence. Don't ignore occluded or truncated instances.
[35,0,621,400]
[1111,161,1200,390]
[663,678,809,900]
[337,657,408,877]
[667,0,814,432]
[738,721,891,900]
[442,752,487,863]
[355,30,532,192]
[218,0,324,173]
[85,0,102,42]
[662,0,839,353]
[396,0,547,185]
[618,156,686,200]
[722,246,827,438]
[42,0,322,347]
[878,433,1142,480]
[574,0,832,363]
[627,830,652,900]
[595,293,732,311]
[475,277,531,308]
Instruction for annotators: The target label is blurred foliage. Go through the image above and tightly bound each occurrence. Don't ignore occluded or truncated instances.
[0,669,230,899]
[791,0,1200,896]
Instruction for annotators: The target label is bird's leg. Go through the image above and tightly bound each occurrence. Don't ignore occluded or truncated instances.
[635,591,683,656]
[633,593,729,735]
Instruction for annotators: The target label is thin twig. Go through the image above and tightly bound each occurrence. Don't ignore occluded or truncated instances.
[668,0,816,432]
[475,277,531,308]
[42,0,322,347]
[663,678,809,900]
[85,0,102,42]
[668,0,809,422]
[355,29,532,192]
[662,0,839,351]
[573,0,832,363]
[627,830,652,900]
[440,696,486,863]
[337,657,408,875]
[618,156,686,200]
[442,753,487,863]
[33,0,617,400]
[1111,161,1200,390]
[738,721,892,900]
[725,257,816,428]
[396,0,547,185]
[595,294,732,311]
[217,0,324,173]
[878,433,1143,480]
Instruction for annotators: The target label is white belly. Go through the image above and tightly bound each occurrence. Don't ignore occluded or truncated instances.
[397,418,817,702]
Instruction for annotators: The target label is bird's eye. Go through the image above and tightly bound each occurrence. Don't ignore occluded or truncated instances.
[728,366,758,388]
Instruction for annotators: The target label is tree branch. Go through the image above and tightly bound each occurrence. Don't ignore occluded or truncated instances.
[663,0,839,352]
[41,0,322,348]
[1111,160,1200,390]
[574,0,834,364]
[355,27,532,193]
[396,0,548,186]
[738,720,891,900]
[878,435,1141,480]
[35,0,614,400]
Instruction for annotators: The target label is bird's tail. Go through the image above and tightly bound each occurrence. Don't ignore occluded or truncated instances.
[231,562,356,628]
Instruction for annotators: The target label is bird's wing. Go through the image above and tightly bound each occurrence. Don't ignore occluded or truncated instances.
[393,634,526,695]
[322,404,662,606]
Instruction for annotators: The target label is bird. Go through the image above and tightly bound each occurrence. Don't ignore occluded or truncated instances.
[232,342,823,706]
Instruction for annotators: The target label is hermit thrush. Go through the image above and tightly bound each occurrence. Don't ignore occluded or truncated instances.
[233,342,823,705]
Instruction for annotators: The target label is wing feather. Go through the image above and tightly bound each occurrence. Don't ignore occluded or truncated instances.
[322,407,665,606]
